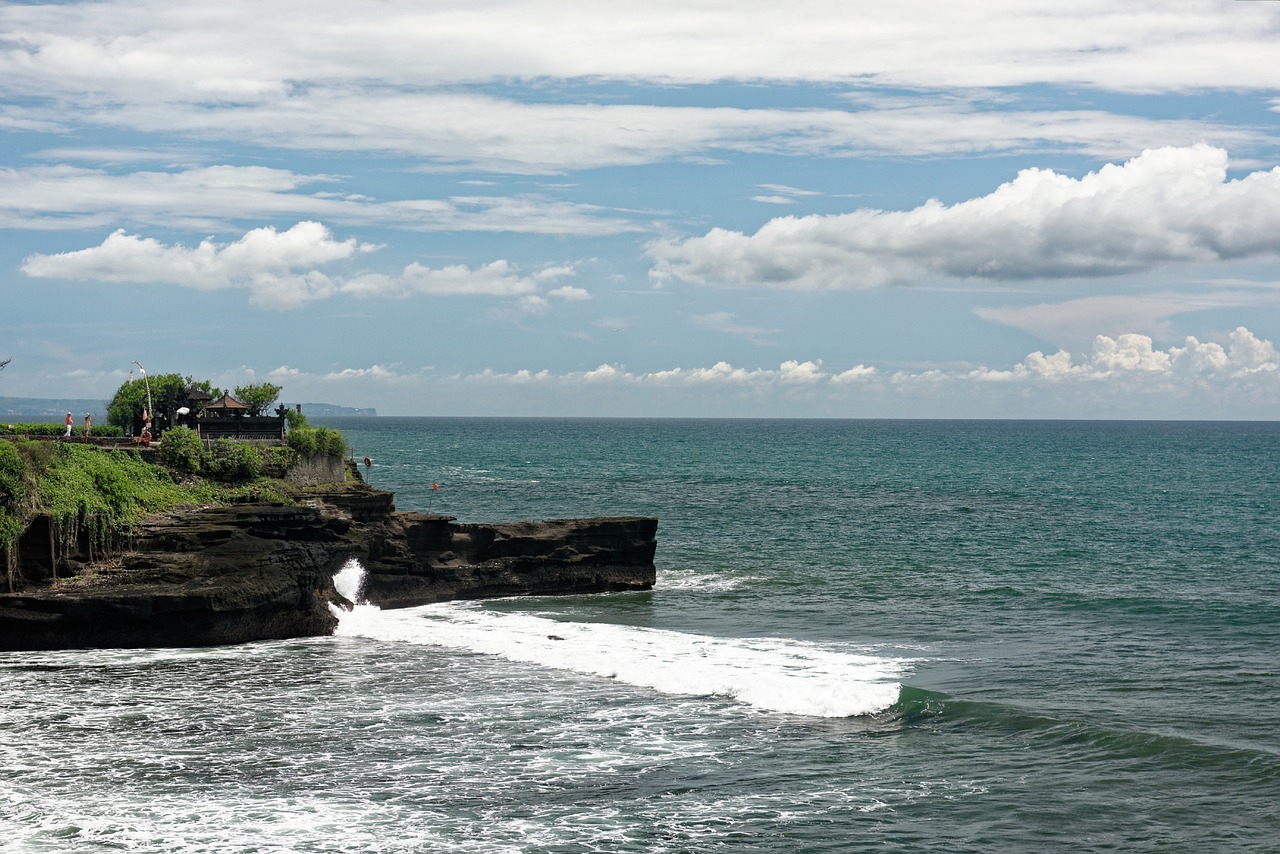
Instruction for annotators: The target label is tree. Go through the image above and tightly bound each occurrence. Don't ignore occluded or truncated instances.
[233,382,283,417]
[106,373,216,433]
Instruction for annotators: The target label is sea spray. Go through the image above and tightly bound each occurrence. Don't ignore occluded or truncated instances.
[329,560,905,717]
[332,557,367,607]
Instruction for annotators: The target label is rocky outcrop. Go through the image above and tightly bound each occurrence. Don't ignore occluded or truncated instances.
[0,485,657,651]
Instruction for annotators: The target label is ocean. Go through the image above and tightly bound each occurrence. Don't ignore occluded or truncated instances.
[2,418,1278,852]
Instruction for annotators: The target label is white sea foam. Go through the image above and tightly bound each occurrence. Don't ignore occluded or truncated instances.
[332,557,367,605]
[655,568,751,592]
[330,561,904,718]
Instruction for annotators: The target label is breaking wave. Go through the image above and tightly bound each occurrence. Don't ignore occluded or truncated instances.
[329,559,906,718]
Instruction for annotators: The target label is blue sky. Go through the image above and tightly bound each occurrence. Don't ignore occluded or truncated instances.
[3,1,1280,418]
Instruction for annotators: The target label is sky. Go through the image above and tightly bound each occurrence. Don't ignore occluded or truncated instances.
[3,0,1280,419]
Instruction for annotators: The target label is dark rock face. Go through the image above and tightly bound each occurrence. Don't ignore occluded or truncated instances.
[0,488,657,651]
[363,515,660,607]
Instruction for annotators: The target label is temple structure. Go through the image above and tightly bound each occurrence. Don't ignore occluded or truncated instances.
[195,391,287,441]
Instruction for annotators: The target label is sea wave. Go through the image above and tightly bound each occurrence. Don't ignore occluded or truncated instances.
[331,560,905,718]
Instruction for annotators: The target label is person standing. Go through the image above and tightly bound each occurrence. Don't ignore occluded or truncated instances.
[63,411,72,438]
[83,413,92,437]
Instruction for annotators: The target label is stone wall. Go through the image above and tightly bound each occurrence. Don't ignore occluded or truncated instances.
[283,454,350,486]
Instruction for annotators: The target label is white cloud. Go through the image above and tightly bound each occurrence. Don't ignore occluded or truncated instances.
[547,285,591,301]
[5,2,1279,95]
[0,164,641,234]
[443,327,1280,392]
[778,359,825,383]
[582,364,623,382]
[21,221,368,309]
[831,364,877,384]
[754,184,822,205]
[2,4,1276,176]
[757,184,821,197]
[212,327,1280,418]
[650,146,1280,290]
[9,94,1267,176]
[321,365,401,382]
[974,327,1279,384]
[488,294,552,322]
[397,260,538,297]
[21,222,578,309]
[1179,327,1278,375]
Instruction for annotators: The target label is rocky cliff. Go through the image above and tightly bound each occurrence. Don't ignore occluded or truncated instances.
[0,484,657,651]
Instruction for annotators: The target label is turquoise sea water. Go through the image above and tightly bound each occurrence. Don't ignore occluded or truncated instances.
[3,418,1278,852]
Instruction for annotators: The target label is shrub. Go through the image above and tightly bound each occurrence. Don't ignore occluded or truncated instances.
[160,426,204,478]
[287,424,348,459]
[0,440,25,508]
[261,445,300,477]
[286,425,319,457]
[0,422,122,438]
[15,438,57,474]
[205,439,263,482]
[315,426,347,457]
[0,440,27,556]
[9,423,65,437]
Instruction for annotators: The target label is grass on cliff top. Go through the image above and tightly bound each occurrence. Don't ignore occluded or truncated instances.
[0,438,308,558]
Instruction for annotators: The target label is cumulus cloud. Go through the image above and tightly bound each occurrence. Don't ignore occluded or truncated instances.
[349,261,576,308]
[547,285,591,301]
[321,364,401,382]
[397,260,539,297]
[831,364,878,384]
[973,327,1278,384]
[232,327,1280,418]
[649,146,1280,290]
[21,221,579,309]
[445,327,1279,392]
[21,221,370,309]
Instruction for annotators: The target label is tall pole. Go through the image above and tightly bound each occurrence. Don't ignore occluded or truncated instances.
[131,360,153,427]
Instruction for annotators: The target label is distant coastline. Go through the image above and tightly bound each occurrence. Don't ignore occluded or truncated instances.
[0,397,376,422]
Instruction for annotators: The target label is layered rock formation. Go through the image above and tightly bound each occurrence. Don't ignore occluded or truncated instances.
[0,484,657,651]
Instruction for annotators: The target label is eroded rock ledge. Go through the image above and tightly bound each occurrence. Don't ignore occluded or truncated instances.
[0,486,657,651]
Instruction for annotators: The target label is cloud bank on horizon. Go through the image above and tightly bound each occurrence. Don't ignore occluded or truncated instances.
[3,0,1280,418]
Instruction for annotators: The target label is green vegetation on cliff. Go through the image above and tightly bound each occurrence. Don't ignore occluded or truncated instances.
[0,440,214,586]
[0,424,349,589]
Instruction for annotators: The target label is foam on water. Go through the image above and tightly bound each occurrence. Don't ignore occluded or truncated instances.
[655,568,751,592]
[330,560,905,718]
